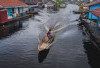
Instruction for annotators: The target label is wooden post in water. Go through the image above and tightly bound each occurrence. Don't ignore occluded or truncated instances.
[94,18,99,37]
[85,12,88,23]
[90,13,92,28]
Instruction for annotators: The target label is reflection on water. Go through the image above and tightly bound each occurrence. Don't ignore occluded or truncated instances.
[0,21,23,39]
[38,49,50,63]
[0,25,9,38]
[83,40,100,68]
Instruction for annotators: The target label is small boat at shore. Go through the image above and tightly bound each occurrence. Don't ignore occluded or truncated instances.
[60,3,67,8]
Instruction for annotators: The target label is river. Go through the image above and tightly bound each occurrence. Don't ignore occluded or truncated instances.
[0,4,96,68]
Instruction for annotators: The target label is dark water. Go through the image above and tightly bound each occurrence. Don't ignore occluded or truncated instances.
[0,4,99,68]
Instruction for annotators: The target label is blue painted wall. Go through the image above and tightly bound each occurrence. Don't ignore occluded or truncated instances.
[89,4,100,10]
[7,8,12,17]
[7,8,16,18]
[88,12,98,19]
[88,3,100,19]
[7,7,23,19]
[20,8,22,13]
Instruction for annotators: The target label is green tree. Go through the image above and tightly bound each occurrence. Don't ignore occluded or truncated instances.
[55,0,60,10]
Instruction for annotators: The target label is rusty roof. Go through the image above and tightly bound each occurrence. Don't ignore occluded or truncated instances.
[90,8,100,18]
[0,0,27,7]
[81,1,100,7]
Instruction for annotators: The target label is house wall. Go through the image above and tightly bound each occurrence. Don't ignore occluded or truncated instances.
[7,8,13,19]
[7,7,23,19]
[0,10,8,23]
[15,8,18,14]
[23,7,28,12]
[13,8,19,18]
[20,8,22,13]
[88,4,100,19]
[7,8,12,17]
[89,4,100,10]
[88,12,98,19]
[7,8,18,19]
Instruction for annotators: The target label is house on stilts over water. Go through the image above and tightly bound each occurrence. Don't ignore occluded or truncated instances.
[0,0,28,19]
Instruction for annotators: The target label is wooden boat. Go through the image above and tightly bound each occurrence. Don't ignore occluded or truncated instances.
[38,33,55,51]
[60,4,66,8]
[38,22,67,51]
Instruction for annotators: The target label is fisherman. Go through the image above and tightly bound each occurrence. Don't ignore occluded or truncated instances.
[47,29,53,43]
[47,29,51,38]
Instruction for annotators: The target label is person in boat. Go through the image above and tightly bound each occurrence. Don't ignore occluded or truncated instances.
[47,29,53,43]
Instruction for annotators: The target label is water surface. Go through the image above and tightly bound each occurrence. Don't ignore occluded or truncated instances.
[0,4,91,68]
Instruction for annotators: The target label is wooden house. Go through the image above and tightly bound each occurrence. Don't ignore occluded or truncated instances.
[0,0,28,19]
[0,6,8,23]
[81,1,100,19]
[89,8,100,36]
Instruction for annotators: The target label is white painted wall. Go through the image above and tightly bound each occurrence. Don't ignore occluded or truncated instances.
[90,0,93,2]
[8,16,13,19]
[23,7,28,12]
[15,8,18,14]
[14,8,19,17]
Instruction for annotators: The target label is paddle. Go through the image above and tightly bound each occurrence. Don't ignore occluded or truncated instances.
[44,22,67,33]
[54,22,60,28]
[44,25,50,31]
[37,29,41,42]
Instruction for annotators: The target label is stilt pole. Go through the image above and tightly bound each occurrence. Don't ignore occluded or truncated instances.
[90,13,92,28]
[94,18,99,37]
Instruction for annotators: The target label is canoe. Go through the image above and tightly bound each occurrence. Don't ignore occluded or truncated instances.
[38,33,54,51]
[38,23,67,51]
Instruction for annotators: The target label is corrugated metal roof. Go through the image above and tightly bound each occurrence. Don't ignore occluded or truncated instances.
[90,8,100,18]
[0,0,27,7]
[95,7,100,11]
[81,1,100,7]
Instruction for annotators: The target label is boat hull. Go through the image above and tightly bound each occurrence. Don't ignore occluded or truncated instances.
[38,34,54,51]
